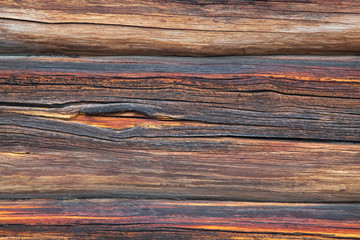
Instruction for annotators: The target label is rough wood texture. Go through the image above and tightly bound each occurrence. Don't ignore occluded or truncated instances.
[0,199,358,239]
[2,1,360,238]
[1,0,360,56]
[2,127,360,201]
[1,56,359,202]
[1,56,359,141]
[0,228,348,240]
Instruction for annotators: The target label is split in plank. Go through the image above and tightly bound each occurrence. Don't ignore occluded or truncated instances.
[1,55,359,142]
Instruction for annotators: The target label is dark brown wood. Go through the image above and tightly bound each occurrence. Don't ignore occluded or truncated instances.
[1,0,360,56]
[0,229,341,240]
[0,199,358,239]
[1,56,360,141]
[0,56,359,202]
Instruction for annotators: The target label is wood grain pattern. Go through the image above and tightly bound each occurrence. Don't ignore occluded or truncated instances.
[0,199,358,239]
[1,125,360,201]
[2,1,360,237]
[1,0,360,56]
[0,56,360,202]
[0,228,342,240]
[1,56,359,141]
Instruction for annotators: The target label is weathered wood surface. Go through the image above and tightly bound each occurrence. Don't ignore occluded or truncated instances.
[0,56,359,202]
[2,127,360,201]
[1,228,344,240]
[2,1,360,238]
[1,56,360,141]
[1,0,360,56]
[0,199,358,239]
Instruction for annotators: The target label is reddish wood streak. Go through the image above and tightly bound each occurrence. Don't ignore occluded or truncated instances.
[0,199,358,238]
[71,115,199,130]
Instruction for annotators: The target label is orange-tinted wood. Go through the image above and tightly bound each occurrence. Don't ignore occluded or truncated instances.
[0,199,358,239]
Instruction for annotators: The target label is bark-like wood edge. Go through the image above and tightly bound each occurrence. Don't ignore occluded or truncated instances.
[1,0,360,56]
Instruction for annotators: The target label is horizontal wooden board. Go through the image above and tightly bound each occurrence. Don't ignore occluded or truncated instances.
[1,124,360,201]
[0,199,358,239]
[1,56,359,142]
[0,227,348,240]
[1,0,360,56]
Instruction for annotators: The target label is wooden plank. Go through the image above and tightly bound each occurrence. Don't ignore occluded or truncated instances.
[0,199,358,239]
[1,124,360,201]
[1,56,359,142]
[0,227,346,240]
[1,0,360,56]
